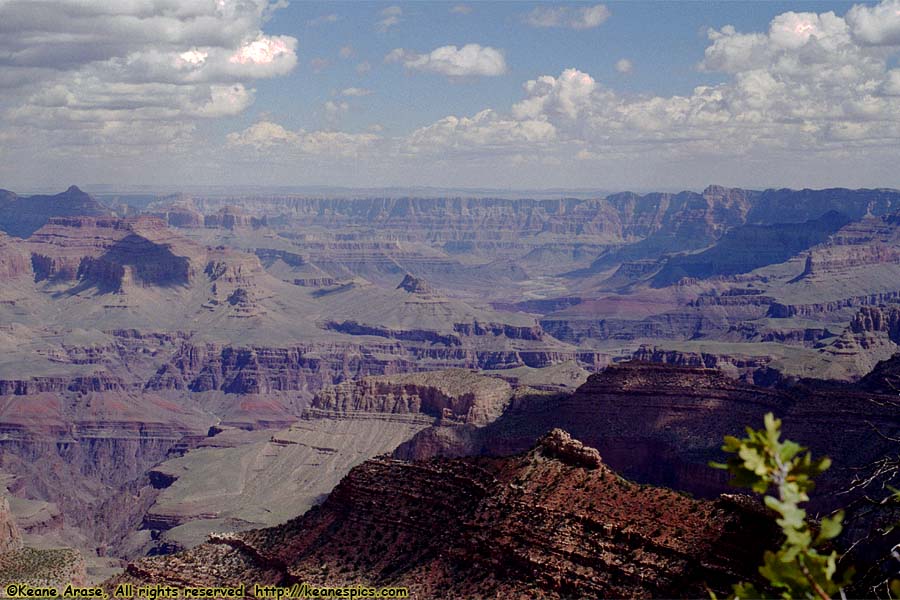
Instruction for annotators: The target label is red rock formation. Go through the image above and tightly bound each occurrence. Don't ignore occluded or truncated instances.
[108,431,777,598]
[398,361,900,505]
[25,216,201,289]
[310,369,513,426]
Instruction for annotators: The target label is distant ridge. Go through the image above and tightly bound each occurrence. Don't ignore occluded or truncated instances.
[0,185,110,238]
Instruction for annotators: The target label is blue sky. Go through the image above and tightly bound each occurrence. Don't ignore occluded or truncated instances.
[221,2,864,135]
[2,0,900,192]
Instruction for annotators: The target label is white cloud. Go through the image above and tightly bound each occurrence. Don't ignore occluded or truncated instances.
[451,5,473,15]
[377,6,402,32]
[339,45,355,59]
[512,68,597,120]
[227,121,379,157]
[229,36,294,67]
[386,44,507,77]
[341,87,373,97]
[324,100,349,120]
[615,58,633,74]
[883,69,900,95]
[846,0,900,45]
[356,61,372,75]
[523,4,610,30]
[405,0,900,166]
[407,109,556,154]
[0,0,296,152]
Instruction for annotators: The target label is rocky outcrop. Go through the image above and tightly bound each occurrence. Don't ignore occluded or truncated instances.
[631,345,778,384]
[849,305,900,341]
[204,206,264,230]
[310,369,513,426]
[534,428,602,468]
[152,206,204,228]
[108,432,777,598]
[0,233,30,280]
[0,495,23,554]
[396,273,433,295]
[768,290,900,318]
[26,216,199,289]
[541,308,729,343]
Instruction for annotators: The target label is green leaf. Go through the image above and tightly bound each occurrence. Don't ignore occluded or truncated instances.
[815,511,843,544]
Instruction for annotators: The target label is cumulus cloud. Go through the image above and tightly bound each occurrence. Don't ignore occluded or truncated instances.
[523,4,610,30]
[377,6,402,32]
[386,44,507,77]
[615,58,633,74]
[0,0,297,153]
[512,69,597,120]
[324,100,349,121]
[846,0,900,45]
[408,109,556,154]
[406,0,900,166]
[226,121,379,157]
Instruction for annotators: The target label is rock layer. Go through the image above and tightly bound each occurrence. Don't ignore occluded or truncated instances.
[108,432,777,598]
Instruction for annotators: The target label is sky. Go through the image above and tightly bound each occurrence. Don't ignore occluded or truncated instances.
[2,0,900,193]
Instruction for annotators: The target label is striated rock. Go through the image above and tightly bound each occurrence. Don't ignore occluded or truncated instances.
[0,233,31,281]
[25,216,200,289]
[108,432,778,598]
[849,305,900,340]
[147,205,204,229]
[204,206,264,230]
[310,369,513,426]
[0,495,23,554]
[399,361,900,505]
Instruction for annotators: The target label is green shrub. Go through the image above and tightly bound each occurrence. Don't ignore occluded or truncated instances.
[711,412,852,599]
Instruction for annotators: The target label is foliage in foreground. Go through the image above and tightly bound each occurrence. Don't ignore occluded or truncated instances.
[711,412,853,599]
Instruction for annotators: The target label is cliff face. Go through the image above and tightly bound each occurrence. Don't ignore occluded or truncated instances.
[26,216,200,290]
[109,431,776,598]
[398,361,900,504]
[652,211,851,286]
[310,369,513,426]
[849,305,900,341]
[0,233,31,280]
[0,495,23,554]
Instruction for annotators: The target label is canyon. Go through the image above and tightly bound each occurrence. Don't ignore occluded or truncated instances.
[3,184,900,593]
